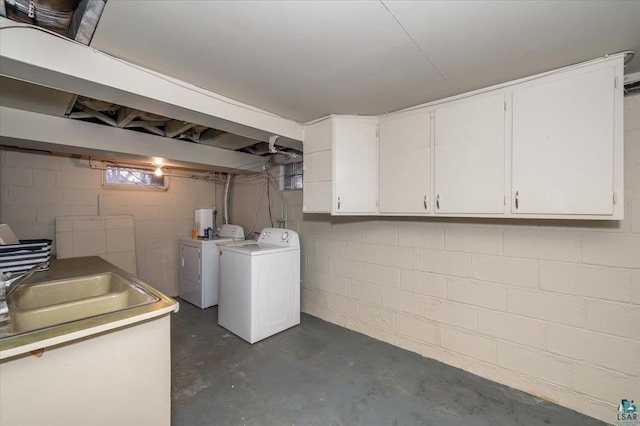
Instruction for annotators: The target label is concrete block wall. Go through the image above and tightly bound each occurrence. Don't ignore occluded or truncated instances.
[0,151,215,296]
[296,95,640,423]
[56,214,138,276]
[215,171,304,239]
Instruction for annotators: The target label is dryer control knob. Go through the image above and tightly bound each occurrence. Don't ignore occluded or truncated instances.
[282,232,289,240]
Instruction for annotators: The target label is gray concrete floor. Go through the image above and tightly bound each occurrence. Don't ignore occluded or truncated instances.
[171,299,604,426]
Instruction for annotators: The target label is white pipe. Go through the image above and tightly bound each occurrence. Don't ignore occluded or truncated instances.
[223,173,232,224]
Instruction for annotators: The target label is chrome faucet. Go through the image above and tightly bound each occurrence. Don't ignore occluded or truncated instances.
[0,262,47,326]
[2,262,48,298]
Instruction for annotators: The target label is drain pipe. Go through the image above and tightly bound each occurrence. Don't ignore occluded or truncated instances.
[223,173,232,224]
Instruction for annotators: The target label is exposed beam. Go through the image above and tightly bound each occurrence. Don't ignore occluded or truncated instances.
[250,144,272,155]
[182,125,208,142]
[75,103,117,127]
[64,94,78,116]
[76,97,115,112]
[142,126,165,136]
[0,18,304,143]
[625,71,640,85]
[200,133,260,150]
[124,120,169,128]
[116,107,139,127]
[0,76,74,117]
[199,128,226,143]
[164,120,195,138]
[273,136,303,152]
[0,107,267,173]
[68,112,95,119]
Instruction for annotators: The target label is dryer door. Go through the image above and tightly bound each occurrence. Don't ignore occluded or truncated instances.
[179,244,203,307]
[181,245,201,283]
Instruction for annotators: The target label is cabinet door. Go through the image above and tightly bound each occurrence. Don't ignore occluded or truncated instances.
[180,245,200,284]
[434,93,505,214]
[333,118,378,214]
[379,109,431,214]
[512,66,615,215]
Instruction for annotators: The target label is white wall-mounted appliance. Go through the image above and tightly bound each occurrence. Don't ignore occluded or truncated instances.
[179,224,244,309]
[218,228,300,344]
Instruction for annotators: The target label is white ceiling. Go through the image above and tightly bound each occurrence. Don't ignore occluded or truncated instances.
[91,0,640,123]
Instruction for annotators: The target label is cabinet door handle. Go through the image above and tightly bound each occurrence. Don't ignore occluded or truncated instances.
[181,257,184,268]
[436,194,440,210]
[337,196,341,210]
[423,195,428,210]
[515,191,519,210]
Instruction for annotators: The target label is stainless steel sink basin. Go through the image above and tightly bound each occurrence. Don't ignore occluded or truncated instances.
[6,272,159,334]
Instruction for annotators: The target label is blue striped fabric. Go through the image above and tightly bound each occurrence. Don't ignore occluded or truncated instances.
[0,239,52,274]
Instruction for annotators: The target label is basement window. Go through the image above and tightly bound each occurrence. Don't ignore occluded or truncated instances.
[103,165,168,190]
[280,162,303,191]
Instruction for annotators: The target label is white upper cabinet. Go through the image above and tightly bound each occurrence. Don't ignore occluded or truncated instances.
[434,93,506,214]
[301,54,623,220]
[303,118,332,213]
[379,109,431,214]
[333,116,378,215]
[302,115,378,215]
[511,62,619,215]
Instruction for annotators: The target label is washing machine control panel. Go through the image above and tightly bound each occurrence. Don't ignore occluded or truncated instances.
[258,228,299,247]
[218,224,246,239]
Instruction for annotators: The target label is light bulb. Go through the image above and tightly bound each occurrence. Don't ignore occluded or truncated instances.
[154,167,163,177]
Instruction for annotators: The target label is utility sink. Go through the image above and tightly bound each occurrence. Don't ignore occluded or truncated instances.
[6,272,159,335]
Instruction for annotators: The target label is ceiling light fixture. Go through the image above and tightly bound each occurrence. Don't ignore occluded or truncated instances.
[151,158,165,176]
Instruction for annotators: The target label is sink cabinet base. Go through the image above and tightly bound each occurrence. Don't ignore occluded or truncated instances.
[0,315,171,426]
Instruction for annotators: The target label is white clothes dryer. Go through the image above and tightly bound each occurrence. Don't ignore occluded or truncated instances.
[178,224,245,309]
[218,228,300,344]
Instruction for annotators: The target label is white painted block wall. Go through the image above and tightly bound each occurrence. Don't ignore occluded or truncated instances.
[56,215,138,275]
[294,95,640,423]
[0,153,215,296]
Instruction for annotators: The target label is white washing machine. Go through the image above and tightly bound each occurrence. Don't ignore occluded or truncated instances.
[178,224,245,309]
[218,228,300,344]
